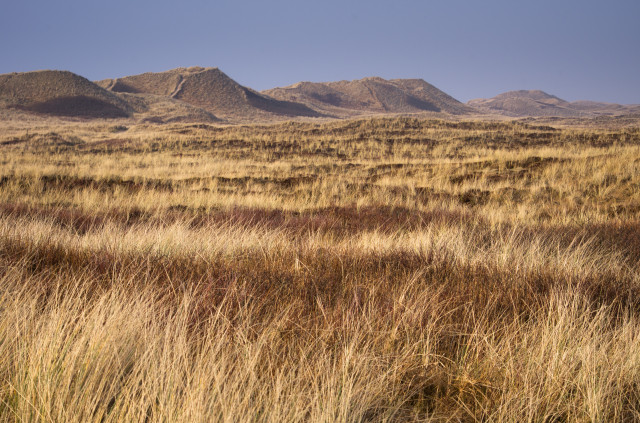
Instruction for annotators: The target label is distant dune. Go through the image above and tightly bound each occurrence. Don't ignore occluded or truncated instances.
[263,77,473,116]
[2,68,637,123]
[116,92,220,124]
[97,67,320,120]
[0,70,133,118]
[468,90,640,117]
[569,100,640,114]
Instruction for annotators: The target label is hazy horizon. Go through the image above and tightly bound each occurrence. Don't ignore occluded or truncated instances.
[1,0,639,104]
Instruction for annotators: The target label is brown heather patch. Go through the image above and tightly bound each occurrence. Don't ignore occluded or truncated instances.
[0,202,478,236]
[3,222,636,332]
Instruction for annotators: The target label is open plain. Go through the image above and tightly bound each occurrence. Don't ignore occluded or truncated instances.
[0,115,639,421]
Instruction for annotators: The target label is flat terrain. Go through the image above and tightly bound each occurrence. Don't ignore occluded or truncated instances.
[1,116,640,421]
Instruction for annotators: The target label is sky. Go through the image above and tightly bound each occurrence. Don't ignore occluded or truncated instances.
[1,0,639,104]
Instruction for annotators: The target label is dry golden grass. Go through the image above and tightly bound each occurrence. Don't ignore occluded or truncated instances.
[1,116,640,421]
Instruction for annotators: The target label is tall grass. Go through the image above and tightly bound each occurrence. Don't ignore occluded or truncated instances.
[0,117,639,421]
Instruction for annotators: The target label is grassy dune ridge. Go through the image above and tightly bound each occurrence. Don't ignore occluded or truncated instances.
[1,117,640,421]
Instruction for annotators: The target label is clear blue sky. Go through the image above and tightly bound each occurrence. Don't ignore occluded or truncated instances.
[1,0,639,103]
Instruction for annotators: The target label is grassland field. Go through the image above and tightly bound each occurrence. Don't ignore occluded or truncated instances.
[1,116,640,421]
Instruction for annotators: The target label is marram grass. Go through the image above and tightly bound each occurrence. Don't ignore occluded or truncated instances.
[1,117,640,421]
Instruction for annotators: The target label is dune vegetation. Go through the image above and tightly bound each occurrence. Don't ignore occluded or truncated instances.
[1,116,640,421]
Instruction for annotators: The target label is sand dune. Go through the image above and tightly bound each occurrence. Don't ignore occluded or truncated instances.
[263,77,473,116]
[0,70,133,118]
[98,67,320,121]
[468,90,640,117]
